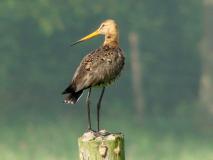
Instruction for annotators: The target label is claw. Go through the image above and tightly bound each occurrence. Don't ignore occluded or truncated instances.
[64,100,73,104]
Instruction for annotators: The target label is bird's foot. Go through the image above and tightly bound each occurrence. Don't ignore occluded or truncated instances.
[63,99,74,104]
[86,127,96,133]
[84,129,111,137]
[96,129,111,136]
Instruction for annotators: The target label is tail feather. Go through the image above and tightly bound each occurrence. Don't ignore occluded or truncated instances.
[62,85,83,104]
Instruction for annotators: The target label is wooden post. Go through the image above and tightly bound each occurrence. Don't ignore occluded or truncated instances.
[129,32,144,119]
[200,0,213,114]
[78,130,125,160]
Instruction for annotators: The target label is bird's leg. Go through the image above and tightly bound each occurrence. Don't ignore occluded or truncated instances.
[86,88,92,131]
[97,87,105,132]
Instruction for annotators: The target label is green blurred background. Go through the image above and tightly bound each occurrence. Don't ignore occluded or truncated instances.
[0,0,213,159]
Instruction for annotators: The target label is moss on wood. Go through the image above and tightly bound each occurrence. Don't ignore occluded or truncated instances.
[78,130,125,160]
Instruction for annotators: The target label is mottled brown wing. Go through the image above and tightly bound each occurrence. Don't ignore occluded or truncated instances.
[71,47,125,92]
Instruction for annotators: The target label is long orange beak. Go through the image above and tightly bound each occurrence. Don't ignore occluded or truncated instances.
[71,29,100,46]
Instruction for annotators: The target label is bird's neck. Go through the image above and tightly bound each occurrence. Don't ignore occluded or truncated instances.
[103,33,119,48]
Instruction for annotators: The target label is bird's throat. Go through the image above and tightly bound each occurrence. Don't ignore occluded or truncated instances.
[103,34,119,48]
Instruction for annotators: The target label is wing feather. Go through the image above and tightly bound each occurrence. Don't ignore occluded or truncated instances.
[71,46,124,92]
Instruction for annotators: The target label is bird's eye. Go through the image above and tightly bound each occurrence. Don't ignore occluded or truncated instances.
[101,24,105,28]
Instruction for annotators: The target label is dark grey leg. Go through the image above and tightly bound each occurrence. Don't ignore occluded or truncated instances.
[86,88,92,131]
[97,87,105,131]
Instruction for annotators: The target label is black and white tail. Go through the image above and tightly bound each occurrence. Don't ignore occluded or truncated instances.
[62,85,83,104]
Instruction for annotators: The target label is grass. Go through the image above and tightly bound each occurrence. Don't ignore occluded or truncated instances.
[0,109,213,160]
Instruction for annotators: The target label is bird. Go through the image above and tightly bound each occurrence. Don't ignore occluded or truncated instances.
[62,19,125,132]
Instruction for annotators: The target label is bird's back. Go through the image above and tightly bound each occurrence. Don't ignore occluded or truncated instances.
[71,45,125,92]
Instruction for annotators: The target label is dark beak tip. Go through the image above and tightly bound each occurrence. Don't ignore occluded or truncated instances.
[70,40,81,47]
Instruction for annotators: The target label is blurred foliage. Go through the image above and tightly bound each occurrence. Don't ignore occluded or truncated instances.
[0,1,211,159]
[0,110,213,160]
[0,0,203,115]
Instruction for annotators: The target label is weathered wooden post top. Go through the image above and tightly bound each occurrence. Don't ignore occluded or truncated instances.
[79,130,125,160]
[62,19,125,160]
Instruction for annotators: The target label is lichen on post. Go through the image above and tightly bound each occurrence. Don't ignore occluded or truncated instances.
[78,130,125,160]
